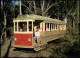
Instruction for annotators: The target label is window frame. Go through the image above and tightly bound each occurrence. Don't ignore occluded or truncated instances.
[14,20,33,33]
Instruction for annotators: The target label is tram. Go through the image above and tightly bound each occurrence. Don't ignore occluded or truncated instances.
[13,14,66,51]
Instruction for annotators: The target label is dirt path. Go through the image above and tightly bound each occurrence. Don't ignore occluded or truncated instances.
[1,38,66,57]
[8,48,35,57]
[1,38,52,57]
[1,36,77,57]
[8,44,52,57]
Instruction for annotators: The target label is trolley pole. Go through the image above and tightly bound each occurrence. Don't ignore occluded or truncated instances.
[20,0,22,15]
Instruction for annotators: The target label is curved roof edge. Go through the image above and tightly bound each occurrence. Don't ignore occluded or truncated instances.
[13,14,66,24]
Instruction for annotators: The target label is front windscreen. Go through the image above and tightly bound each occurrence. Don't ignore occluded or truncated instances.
[14,21,33,32]
[18,22,27,32]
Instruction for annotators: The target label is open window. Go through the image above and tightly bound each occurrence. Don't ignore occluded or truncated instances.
[45,23,46,31]
[29,21,32,32]
[52,24,53,29]
[15,22,17,32]
[56,24,57,29]
[54,24,55,29]
[47,23,49,29]
[33,21,40,32]
[18,22,27,32]
[50,23,51,30]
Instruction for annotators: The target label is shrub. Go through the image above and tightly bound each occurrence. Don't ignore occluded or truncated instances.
[63,41,80,57]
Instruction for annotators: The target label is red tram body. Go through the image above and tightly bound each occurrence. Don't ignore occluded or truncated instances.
[14,33,32,46]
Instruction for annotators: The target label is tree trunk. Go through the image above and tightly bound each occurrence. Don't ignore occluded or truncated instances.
[3,0,7,40]
[33,0,37,14]
[4,11,7,40]
[41,1,45,16]
[76,1,79,31]
[77,1,79,23]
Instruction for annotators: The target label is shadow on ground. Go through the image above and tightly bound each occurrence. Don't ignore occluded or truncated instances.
[3,39,12,57]
[13,48,36,53]
[1,39,6,47]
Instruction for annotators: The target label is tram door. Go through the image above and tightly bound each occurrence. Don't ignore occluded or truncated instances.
[14,21,33,46]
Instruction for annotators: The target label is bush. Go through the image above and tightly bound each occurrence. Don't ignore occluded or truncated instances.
[51,41,80,57]
[63,41,80,57]
[67,28,79,39]
[6,27,13,38]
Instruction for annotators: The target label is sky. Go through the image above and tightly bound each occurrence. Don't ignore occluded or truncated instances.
[1,0,19,6]
[12,1,19,5]
[64,17,67,23]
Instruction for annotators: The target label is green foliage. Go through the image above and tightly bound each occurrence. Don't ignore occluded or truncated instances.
[63,41,80,57]
[71,29,79,39]
[66,27,79,40]
[50,27,79,57]
[50,40,80,57]
[1,0,19,27]
[6,27,14,37]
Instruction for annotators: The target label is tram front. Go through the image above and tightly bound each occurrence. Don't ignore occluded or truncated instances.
[13,20,34,48]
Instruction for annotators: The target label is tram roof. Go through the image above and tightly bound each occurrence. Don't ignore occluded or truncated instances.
[13,14,66,24]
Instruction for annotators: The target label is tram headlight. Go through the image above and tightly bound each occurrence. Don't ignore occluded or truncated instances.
[28,38,31,42]
[14,38,17,41]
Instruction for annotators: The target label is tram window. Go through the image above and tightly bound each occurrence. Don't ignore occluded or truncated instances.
[54,24,55,29]
[47,23,49,29]
[61,24,62,30]
[62,25,63,30]
[50,23,51,30]
[37,25,40,29]
[52,24,53,29]
[55,24,56,29]
[53,24,54,29]
[18,22,27,32]
[58,24,60,30]
[56,24,57,29]
[45,23,46,31]
[63,25,64,30]
[29,21,32,31]
[15,22,17,31]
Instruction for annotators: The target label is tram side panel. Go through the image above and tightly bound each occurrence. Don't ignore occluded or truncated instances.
[14,33,32,46]
[39,30,66,44]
